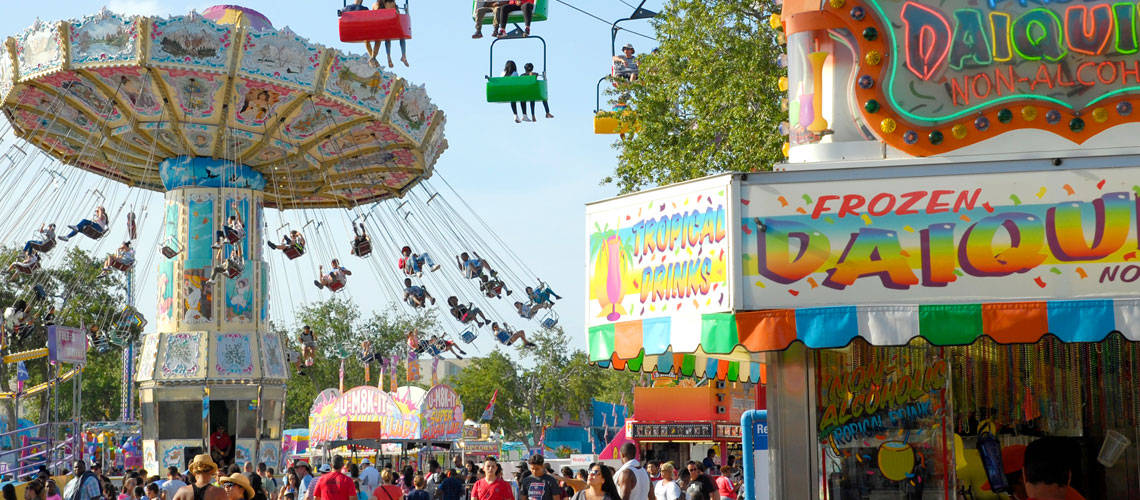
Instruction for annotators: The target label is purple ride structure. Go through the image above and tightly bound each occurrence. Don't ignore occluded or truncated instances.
[0,5,446,470]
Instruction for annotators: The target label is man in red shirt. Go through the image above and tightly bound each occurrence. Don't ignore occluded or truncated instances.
[210,425,233,466]
[312,456,357,500]
[470,458,513,500]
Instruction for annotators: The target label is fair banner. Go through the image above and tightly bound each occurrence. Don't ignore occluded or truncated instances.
[47,326,86,365]
[741,167,1140,308]
[420,385,463,441]
[586,175,735,329]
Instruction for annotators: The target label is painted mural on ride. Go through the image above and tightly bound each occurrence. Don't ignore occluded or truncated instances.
[308,385,464,445]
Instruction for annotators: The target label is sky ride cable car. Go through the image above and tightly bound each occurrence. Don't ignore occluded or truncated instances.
[594,2,656,135]
[471,0,551,27]
[486,34,548,103]
[339,0,412,43]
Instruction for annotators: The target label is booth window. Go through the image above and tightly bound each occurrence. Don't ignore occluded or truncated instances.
[260,399,281,440]
[158,401,204,440]
[236,400,258,438]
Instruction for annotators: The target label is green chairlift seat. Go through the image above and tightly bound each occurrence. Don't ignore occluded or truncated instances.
[486,35,549,103]
[472,0,550,25]
[487,75,547,102]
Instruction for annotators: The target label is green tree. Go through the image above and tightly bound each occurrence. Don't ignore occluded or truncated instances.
[449,327,640,447]
[281,298,436,427]
[605,0,785,192]
[0,247,137,429]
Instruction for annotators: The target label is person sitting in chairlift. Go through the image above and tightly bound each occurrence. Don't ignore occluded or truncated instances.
[473,0,509,39]
[58,205,108,241]
[527,282,561,308]
[490,322,535,347]
[479,274,511,299]
[376,0,410,68]
[205,245,245,285]
[268,230,305,252]
[6,249,39,278]
[96,241,135,278]
[400,246,440,276]
[351,223,371,256]
[514,300,539,320]
[299,325,317,367]
[3,299,32,347]
[403,278,437,308]
[456,251,494,280]
[496,0,537,37]
[212,215,246,249]
[314,259,352,289]
[613,44,639,82]
[429,334,467,359]
[446,296,489,327]
[521,63,553,121]
[23,224,56,253]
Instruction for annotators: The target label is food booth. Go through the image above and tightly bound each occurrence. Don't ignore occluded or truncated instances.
[587,0,1140,493]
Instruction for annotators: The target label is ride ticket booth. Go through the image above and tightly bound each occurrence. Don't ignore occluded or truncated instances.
[588,0,1140,495]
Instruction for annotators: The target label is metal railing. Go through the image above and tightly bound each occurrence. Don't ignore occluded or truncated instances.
[0,421,79,481]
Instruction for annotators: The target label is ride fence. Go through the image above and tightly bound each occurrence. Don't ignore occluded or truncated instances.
[0,421,79,481]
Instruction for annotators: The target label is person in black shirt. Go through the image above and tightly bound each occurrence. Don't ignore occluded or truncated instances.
[683,462,716,500]
[518,456,561,500]
[435,470,464,500]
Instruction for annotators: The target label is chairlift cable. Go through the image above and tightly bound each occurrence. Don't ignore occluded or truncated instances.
[552,0,656,40]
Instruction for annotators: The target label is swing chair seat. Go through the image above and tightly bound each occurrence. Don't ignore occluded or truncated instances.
[13,262,39,274]
[352,239,372,257]
[594,111,638,134]
[93,337,111,354]
[223,228,245,244]
[472,0,549,24]
[340,9,412,43]
[460,330,478,343]
[109,259,134,272]
[79,226,105,239]
[28,240,54,253]
[486,75,547,103]
[326,280,346,292]
[160,246,180,259]
[226,264,244,279]
[282,244,305,260]
[540,311,559,329]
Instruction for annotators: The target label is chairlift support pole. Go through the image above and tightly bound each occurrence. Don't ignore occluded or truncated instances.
[488,36,548,78]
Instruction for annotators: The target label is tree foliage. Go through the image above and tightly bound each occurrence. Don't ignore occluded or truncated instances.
[606,0,785,192]
[449,327,640,447]
[280,298,436,428]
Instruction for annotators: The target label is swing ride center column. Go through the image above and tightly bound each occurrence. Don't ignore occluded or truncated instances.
[135,156,287,472]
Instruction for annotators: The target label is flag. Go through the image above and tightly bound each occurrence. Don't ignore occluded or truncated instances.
[15,361,28,393]
[479,389,499,422]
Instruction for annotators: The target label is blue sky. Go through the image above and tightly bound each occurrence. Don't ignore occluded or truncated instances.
[0,0,661,353]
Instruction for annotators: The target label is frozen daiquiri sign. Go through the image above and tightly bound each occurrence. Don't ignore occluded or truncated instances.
[740,166,1140,307]
[586,176,735,333]
[783,0,1140,155]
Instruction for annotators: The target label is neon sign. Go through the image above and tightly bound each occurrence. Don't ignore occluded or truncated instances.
[879,0,1140,118]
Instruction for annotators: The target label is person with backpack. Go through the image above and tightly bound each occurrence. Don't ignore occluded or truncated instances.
[63,460,102,500]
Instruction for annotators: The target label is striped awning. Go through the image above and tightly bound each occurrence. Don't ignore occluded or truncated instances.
[589,298,1140,381]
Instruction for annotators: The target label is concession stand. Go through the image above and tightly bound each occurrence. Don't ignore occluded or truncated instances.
[586,0,1140,495]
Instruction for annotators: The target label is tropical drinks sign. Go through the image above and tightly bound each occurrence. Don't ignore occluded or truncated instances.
[740,166,1140,307]
[586,176,735,332]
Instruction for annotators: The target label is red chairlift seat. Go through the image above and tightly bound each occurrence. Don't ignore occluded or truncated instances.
[282,243,305,260]
[340,8,411,43]
[226,262,245,279]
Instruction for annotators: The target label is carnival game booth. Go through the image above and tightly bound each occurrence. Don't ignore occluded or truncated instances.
[308,384,465,469]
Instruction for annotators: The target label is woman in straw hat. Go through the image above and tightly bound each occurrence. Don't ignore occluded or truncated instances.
[220,475,255,500]
[173,456,228,500]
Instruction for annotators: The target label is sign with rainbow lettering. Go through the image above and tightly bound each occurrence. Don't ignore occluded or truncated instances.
[740,166,1140,307]
[586,176,735,330]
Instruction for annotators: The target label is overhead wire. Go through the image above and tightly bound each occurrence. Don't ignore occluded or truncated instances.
[553,0,657,40]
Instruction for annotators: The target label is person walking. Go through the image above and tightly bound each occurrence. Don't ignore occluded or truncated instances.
[312,457,356,500]
[614,444,649,500]
[172,455,227,500]
[652,464,680,500]
[470,459,512,500]
[64,461,103,500]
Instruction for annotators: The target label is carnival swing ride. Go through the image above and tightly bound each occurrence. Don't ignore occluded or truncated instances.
[0,3,567,469]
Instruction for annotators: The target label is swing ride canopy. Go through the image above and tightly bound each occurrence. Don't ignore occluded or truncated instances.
[0,6,447,208]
